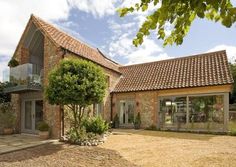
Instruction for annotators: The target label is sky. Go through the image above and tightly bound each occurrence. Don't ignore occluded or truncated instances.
[0,0,236,81]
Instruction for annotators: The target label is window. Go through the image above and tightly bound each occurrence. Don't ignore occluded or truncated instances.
[160,94,225,130]
[160,96,187,127]
[94,103,103,116]
[189,95,224,129]
[119,100,135,124]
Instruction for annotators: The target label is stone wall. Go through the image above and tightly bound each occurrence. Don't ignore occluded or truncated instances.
[11,94,21,133]
[64,53,121,122]
[112,85,232,129]
[103,68,121,122]
[43,37,63,138]
[20,46,30,64]
[112,91,157,128]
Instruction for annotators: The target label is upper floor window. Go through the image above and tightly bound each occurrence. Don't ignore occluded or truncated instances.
[93,103,103,116]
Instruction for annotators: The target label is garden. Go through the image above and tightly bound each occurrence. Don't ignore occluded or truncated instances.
[0,82,16,135]
[45,59,111,145]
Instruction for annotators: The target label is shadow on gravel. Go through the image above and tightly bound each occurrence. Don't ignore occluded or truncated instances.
[0,143,63,162]
[0,142,138,167]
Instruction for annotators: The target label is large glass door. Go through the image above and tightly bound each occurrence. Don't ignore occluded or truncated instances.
[22,100,43,134]
[159,97,187,129]
[119,100,135,125]
[24,101,33,131]
[35,100,43,129]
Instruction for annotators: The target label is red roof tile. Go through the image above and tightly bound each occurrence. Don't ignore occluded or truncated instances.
[31,15,120,73]
[113,50,233,92]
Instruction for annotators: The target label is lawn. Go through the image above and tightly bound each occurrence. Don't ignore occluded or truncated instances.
[1,129,236,167]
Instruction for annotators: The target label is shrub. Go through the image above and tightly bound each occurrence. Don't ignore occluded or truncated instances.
[67,127,88,143]
[8,58,19,67]
[229,130,236,136]
[145,124,157,131]
[113,114,119,128]
[0,102,16,128]
[134,112,141,129]
[83,116,109,135]
[36,121,49,131]
[0,82,11,103]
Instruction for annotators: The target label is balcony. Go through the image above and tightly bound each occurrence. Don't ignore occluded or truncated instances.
[4,63,43,93]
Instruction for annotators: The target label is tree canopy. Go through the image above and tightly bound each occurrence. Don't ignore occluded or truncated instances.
[118,0,236,46]
[0,82,11,103]
[45,59,107,131]
[45,59,107,107]
[230,62,236,103]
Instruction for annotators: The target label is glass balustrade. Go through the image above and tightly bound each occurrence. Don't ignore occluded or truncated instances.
[5,63,43,92]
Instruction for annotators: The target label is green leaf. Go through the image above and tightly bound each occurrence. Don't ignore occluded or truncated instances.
[117,0,236,46]
[222,16,232,27]
[142,4,148,11]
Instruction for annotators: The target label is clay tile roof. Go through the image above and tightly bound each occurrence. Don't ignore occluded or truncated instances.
[31,15,120,73]
[113,50,234,93]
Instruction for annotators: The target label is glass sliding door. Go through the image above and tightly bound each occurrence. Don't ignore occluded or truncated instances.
[22,99,43,134]
[119,100,135,125]
[160,96,187,129]
[24,101,33,130]
[159,94,225,131]
[35,100,43,129]
[189,95,224,130]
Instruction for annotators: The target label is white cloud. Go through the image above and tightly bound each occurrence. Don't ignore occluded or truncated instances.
[107,29,172,64]
[68,0,116,18]
[0,0,71,81]
[0,56,10,82]
[0,0,70,54]
[208,45,236,63]
[105,0,171,65]
[0,0,118,81]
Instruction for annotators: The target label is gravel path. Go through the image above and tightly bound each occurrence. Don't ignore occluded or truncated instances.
[0,142,137,167]
[101,129,236,167]
[1,130,236,167]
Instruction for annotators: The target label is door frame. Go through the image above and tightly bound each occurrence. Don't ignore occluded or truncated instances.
[21,98,43,134]
[118,99,135,125]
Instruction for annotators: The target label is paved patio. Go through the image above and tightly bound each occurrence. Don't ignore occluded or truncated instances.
[0,134,54,155]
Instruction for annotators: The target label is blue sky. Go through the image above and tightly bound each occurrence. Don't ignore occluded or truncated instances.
[0,0,236,81]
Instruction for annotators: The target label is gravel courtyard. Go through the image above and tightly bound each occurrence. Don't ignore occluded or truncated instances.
[0,129,236,167]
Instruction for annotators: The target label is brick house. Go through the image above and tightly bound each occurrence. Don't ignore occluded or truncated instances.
[5,15,234,138]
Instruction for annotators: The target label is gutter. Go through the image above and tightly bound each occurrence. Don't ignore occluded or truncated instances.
[60,47,66,137]
[110,92,113,123]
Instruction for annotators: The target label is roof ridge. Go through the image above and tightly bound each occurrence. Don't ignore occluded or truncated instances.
[31,14,99,51]
[121,50,226,69]
[97,48,121,65]
[30,14,121,70]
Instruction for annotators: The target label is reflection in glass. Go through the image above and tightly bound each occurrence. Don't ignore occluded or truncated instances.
[160,97,187,128]
[35,100,43,128]
[119,100,135,124]
[25,101,32,130]
[189,95,224,129]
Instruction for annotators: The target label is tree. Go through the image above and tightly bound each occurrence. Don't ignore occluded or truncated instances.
[230,62,236,103]
[118,0,236,46]
[45,59,107,133]
[0,82,11,103]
